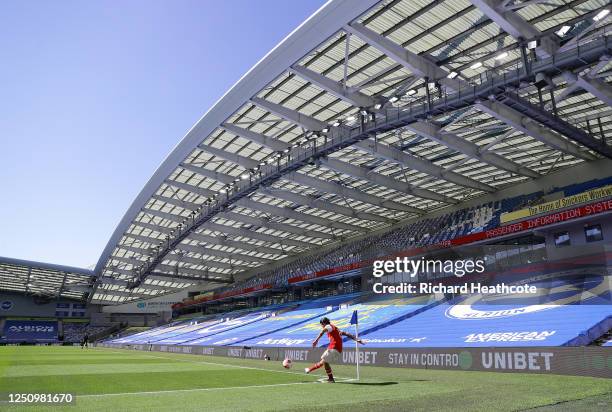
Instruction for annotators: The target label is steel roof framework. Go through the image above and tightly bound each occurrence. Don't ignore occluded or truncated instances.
[86,0,612,303]
[1,0,609,303]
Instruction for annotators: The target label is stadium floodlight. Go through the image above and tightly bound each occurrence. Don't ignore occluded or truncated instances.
[284,147,291,153]
[556,25,571,37]
[470,62,483,69]
[406,89,417,96]
[388,95,399,103]
[594,9,610,21]
[494,52,508,60]
[321,127,329,133]
[332,120,341,127]
[447,71,458,79]
[259,162,265,166]
[527,39,539,49]
[360,109,368,116]
[374,103,382,110]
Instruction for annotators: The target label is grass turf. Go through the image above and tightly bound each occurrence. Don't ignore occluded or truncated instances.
[0,346,610,411]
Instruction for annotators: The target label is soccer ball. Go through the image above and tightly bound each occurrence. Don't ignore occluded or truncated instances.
[282,358,292,369]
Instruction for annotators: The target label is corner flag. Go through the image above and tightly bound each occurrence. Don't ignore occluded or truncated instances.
[350,310,360,380]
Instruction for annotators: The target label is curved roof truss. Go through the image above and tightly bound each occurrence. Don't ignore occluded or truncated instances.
[6,0,607,304]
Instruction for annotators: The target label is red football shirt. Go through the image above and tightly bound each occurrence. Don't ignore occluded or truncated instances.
[325,324,343,352]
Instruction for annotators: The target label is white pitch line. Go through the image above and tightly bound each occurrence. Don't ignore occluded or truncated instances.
[79,381,319,398]
[317,377,357,383]
[0,348,359,402]
[133,352,317,378]
[98,348,353,380]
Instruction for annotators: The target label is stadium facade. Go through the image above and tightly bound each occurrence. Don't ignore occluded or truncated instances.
[1,0,611,366]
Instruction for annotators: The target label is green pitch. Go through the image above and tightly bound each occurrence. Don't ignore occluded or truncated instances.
[0,346,610,411]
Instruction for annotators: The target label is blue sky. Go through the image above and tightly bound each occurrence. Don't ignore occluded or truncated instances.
[0,0,326,268]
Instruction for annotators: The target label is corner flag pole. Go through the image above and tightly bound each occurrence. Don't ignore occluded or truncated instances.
[356,320,360,381]
[350,310,359,381]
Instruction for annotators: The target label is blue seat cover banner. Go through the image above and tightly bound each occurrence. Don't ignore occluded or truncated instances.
[167,312,270,345]
[183,308,333,346]
[239,296,433,347]
[362,273,611,347]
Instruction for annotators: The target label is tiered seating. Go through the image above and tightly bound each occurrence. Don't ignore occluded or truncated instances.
[239,295,436,348]
[111,271,610,348]
[108,312,261,345]
[196,293,364,346]
[193,307,333,346]
[110,320,196,344]
[107,326,150,341]
[158,177,612,346]
[361,273,610,347]
[562,176,612,196]
[296,292,362,309]
[192,176,611,301]
[135,319,224,344]
[109,294,359,346]
[193,196,505,299]
[63,323,108,343]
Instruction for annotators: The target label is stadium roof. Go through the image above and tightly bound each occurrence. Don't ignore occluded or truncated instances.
[0,256,93,301]
[2,0,610,304]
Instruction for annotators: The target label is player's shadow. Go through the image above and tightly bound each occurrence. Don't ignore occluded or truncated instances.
[338,381,399,386]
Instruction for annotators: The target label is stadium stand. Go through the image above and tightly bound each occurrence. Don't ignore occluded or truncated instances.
[2,0,611,370]
[360,274,611,347]
[187,307,333,347]
[175,177,612,309]
[239,295,436,348]
[161,312,273,346]
[62,323,109,343]
[106,326,151,341]
[192,293,364,346]
[109,320,208,344]
[110,311,280,345]
[139,319,226,345]
[108,270,610,348]
[100,176,612,349]
[292,292,362,309]
[109,294,356,345]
